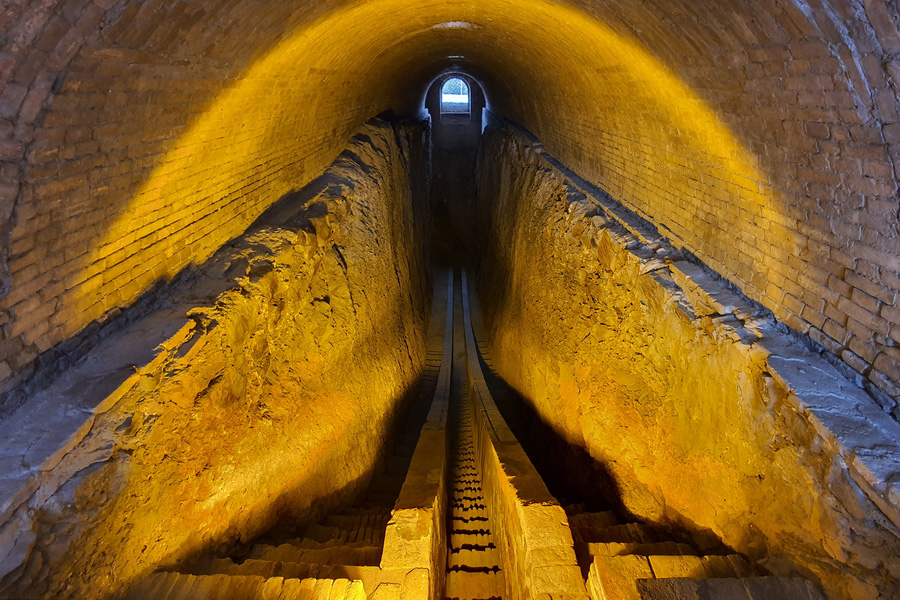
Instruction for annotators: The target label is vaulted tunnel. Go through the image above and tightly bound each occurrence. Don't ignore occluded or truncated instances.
[0,1,899,599]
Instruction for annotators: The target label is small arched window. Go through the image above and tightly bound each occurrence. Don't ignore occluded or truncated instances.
[440,77,470,115]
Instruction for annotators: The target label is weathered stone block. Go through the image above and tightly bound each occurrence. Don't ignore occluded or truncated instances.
[588,554,652,600]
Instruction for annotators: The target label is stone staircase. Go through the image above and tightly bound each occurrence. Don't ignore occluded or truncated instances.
[444,393,503,600]
[126,347,444,599]
[124,272,831,600]
[563,489,826,600]
[130,572,366,599]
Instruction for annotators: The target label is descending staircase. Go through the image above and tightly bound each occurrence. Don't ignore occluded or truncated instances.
[444,371,503,599]
[126,269,829,600]
[126,303,448,600]
[562,502,825,600]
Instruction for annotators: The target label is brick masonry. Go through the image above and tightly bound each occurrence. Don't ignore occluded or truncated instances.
[0,0,897,409]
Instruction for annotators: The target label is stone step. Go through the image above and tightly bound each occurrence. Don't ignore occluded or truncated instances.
[699,555,755,578]
[449,532,493,547]
[450,497,486,505]
[451,490,484,498]
[451,477,482,484]
[569,510,618,532]
[450,525,493,536]
[581,523,662,544]
[451,507,489,520]
[126,572,366,599]
[302,524,384,546]
[450,493,485,502]
[293,537,382,550]
[452,472,479,479]
[577,540,698,560]
[448,547,501,570]
[323,513,390,532]
[636,576,825,600]
[196,559,381,590]
[444,570,503,599]
[340,506,391,518]
[588,553,777,600]
[449,517,490,525]
[247,543,382,566]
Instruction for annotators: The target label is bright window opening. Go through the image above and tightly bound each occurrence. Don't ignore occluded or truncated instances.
[440,77,470,115]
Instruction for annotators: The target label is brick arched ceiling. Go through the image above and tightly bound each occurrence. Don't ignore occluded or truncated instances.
[0,0,898,398]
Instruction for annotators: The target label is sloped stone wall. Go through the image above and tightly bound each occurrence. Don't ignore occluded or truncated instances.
[2,0,898,410]
[475,124,900,600]
[0,118,430,599]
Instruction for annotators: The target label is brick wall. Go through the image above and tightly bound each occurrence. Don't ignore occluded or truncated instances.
[0,0,404,397]
[0,0,897,409]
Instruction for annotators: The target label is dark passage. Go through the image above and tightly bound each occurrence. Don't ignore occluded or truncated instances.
[426,73,485,264]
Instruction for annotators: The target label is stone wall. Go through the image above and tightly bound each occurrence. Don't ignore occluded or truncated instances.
[0,0,413,401]
[475,124,900,600]
[2,0,898,410]
[494,0,900,412]
[0,118,430,599]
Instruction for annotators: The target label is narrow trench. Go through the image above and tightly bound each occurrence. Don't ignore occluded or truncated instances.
[445,271,503,600]
[125,95,827,599]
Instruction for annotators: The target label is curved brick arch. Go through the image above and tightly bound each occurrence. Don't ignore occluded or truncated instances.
[0,0,897,408]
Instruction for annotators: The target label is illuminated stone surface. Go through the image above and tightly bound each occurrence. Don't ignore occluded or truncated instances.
[475,125,900,600]
[0,120,430,597]
[0,1,898,598]
[0,0,898,409]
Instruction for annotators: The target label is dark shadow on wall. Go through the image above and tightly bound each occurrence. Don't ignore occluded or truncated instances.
[162,364,438,574]
[466,290,629,516]
[467,292,737,561]
[466,120,737,562]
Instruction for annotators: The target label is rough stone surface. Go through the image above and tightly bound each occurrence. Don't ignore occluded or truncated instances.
[0,118,430,599]
[0,0,898,412]
[475,124,900,600]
